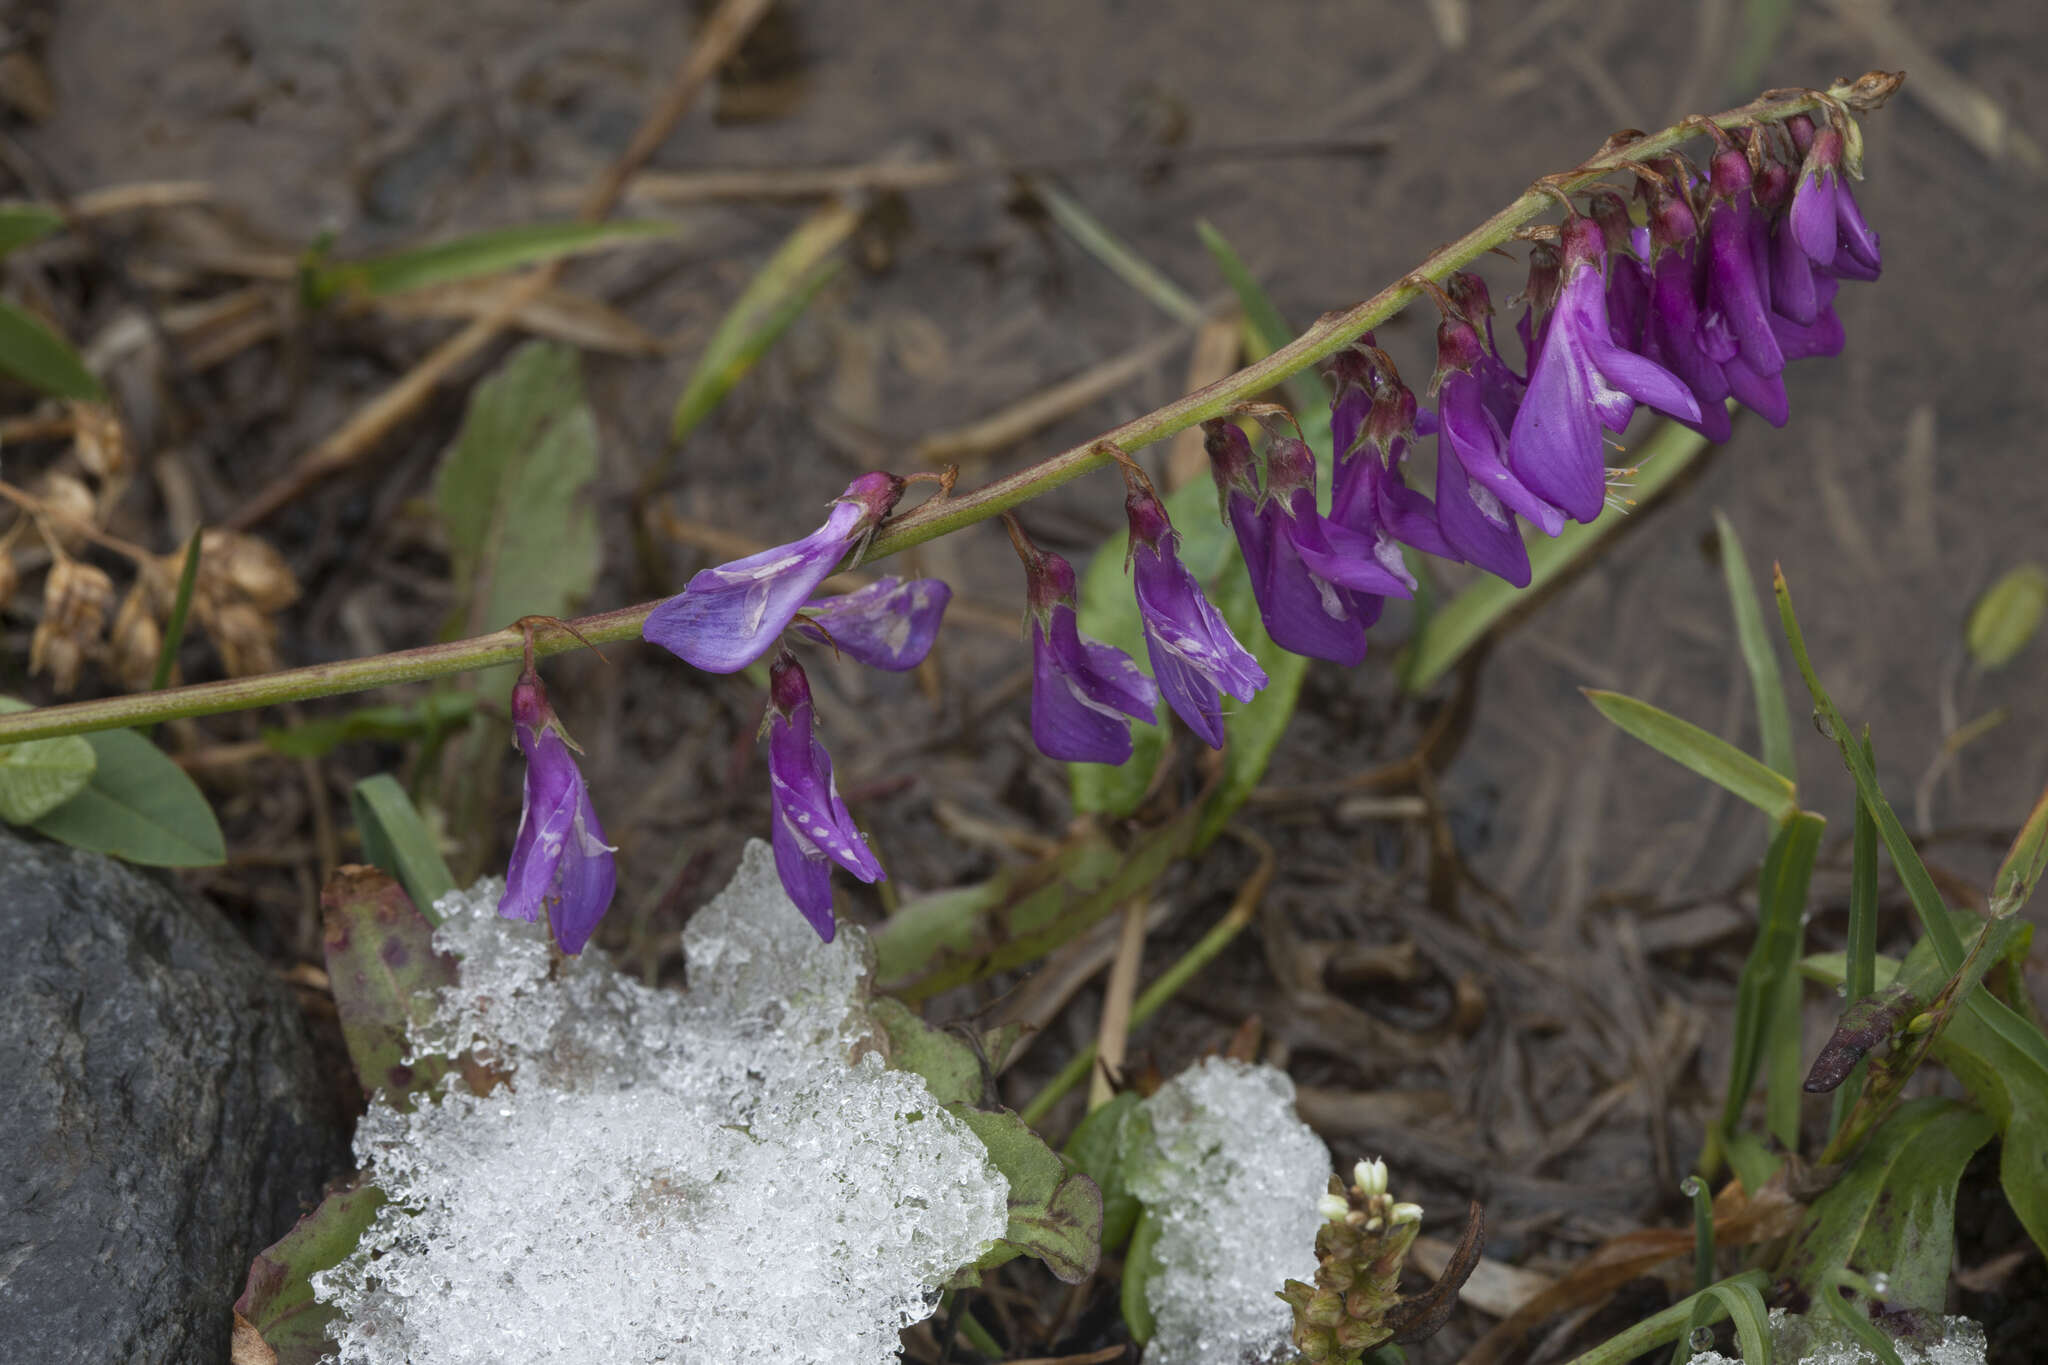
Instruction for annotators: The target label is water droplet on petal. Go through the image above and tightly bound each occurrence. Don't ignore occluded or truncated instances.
[1689,1324,1717,1352]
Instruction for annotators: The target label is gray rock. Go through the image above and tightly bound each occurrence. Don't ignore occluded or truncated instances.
[0,824,349,1364]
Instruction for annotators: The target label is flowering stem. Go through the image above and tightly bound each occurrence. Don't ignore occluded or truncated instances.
[0,76,1896,748]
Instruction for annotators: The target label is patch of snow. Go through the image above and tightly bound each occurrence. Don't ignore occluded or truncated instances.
[1687,1308,1986,1365]
[313,840,1008,1365]
[1126,1057,1333,1365]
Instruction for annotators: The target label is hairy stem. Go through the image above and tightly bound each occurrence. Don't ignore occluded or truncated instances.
[0,77,1896,747]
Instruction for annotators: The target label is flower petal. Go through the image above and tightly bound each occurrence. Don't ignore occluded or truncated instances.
[1439,374,1565,537]
[1435,449,1531,588]
[771,812,838,942]
[644,500,865,673]
[1509,319,1608,525]
[794,576,952,671]
[767,705,884,884]
[1030,608,1158,764]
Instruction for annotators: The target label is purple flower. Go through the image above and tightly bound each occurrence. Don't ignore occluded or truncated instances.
[1234,431,1400,666]
[1429,312,1567,587]
[1007,516,1158,764]
[1638,189,1735,443]
[499,672,616,955]
[765,652,883,941]
[1699,147,1786,382]
[1327,348,1457,562]
[792,575,951,672]
[1508,215,1702,523]
[1788,122,1881,279]
[1126,486,1267,748]
[644,472,904,673]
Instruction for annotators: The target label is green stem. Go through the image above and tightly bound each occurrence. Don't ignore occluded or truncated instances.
[0,80,1881,748]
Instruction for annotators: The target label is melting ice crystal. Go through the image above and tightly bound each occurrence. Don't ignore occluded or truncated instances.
[312,840,1008,1365]
[1127,1058,1334,1365]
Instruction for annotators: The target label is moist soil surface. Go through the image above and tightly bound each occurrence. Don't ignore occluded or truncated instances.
[4,1,2045,1360]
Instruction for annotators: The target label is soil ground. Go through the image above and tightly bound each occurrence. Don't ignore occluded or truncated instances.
[2,1,2045,1360]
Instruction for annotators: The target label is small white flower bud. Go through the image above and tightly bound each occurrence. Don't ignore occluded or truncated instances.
[1317,1193,1351,1223]
[1352,1157,1388,1197]
[1389,1202,1424,1226]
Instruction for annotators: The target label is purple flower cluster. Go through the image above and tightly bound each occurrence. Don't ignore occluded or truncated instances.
[500,110,1878,948]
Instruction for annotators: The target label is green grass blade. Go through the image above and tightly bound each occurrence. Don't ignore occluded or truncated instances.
[1405,418,1711,693]
[150,526,205,694]
[0,299,103,399]
[1990,779,2048,919]
[668,199,858,444]
[1583,689,1798,826]
[1716,812,1824,1152]
[1560,1271,1771,1365]
[350,774,455,923]
[1713,511,1794,780]
[1032,179,1204,326]
[0,201,65,256]
[1195,219,1326,415]
[1776,569,2048,1078]
[309,219,678,304]
[1832,731,1882,1141]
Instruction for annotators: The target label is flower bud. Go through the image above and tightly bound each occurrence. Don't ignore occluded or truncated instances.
[1389,1201,1424,1226]
[37,473,97,550]
[109,585,163,690]
[1317,1192,1351,1223]
[1353,1156,1388,1197]
[69,401,127,480]
[31,559,114,692]
[202,529,300,613]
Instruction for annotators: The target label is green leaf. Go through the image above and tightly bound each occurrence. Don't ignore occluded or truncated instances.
[1062,1091,1144,1253]
[1558,1271,1772,1365]
[234,1180,387,1364]
[321,864,461,1106]
[19,720,224,865]
[306,218,678,304]
[1405,417,1713,693]
[1964,563,2047,671]
[0,298,103,399]
[1803,924,2048,1257]
[1714,512,1795,780]
[668,200,857,443]
[1584,689,1799,826]
[950,1106,1103,1283]
[871,996,1000,1109]
[435,341,602,640]
[350,774,456,922]
[1833,732,1882,1140]
[1716,812,1823,1152]
[1990,781,2048,919]
[872,807,1198,1000]
[0,201,65,255]
[1121,1208,1164,1344]
[0,697,95,823]
[1778,1097,1994,1315]
[264,693,477,759]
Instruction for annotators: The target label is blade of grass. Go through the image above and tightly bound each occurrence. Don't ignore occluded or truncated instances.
[1405,417,1713,693]
[1990,779,2048,918]
[1031,179,1205,327]
[1713,511,1794,780]
[308,219,679,304]
[1831,730,1882,1142]
[665,198,859,445]
[1774,567,2048,1077]
[1195,219,1327,416]
[1561,1271,1771,1365]
[1709,811,1824,1165]
[1584,688,1799,825]
[149,526,204,694]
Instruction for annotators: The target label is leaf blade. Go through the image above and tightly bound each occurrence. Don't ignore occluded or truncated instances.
[0,298,103,399]
[311,219,678,303]
[27,724,224,865]
[1584,688,1799,825]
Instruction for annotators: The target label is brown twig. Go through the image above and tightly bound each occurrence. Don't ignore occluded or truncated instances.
[227,0,778,530]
